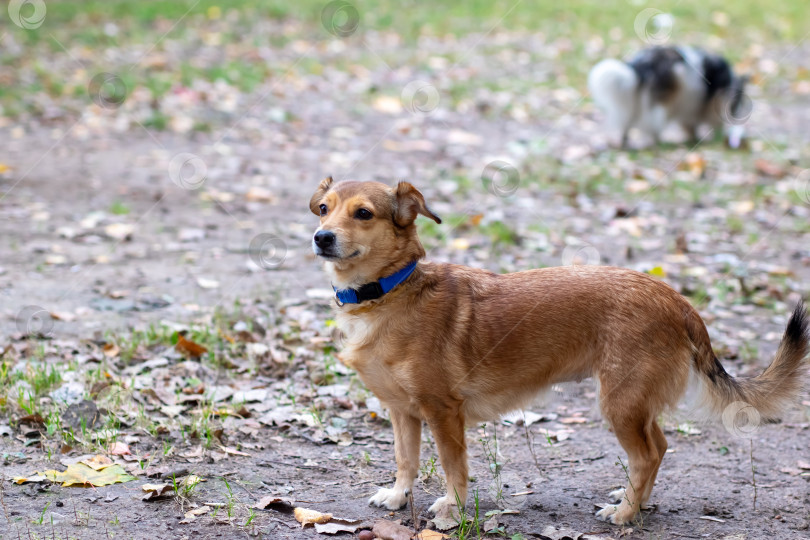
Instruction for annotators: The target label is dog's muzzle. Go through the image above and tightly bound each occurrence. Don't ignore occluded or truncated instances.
[313,230,338,258]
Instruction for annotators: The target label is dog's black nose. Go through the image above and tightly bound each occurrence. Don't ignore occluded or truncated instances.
[314,230,336,249]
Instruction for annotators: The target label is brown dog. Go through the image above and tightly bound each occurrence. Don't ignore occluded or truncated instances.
[309,177,809,525]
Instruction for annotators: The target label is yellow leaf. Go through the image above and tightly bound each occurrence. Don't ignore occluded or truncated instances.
[207,6,221,19]
[417,531,450,540]
[39,463,135,487]
[12,474,46,485]
[647,266,666,278]
[294,507,332,528]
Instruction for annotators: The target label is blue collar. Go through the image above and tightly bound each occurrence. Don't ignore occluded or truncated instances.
[333,261,418,305]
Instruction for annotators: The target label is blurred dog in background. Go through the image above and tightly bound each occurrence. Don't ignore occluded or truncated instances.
[588,46,749,148]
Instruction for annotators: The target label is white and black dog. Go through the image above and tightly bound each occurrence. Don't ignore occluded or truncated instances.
[588,46,749,148]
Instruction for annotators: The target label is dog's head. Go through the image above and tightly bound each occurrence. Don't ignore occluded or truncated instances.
[309,177,441,288]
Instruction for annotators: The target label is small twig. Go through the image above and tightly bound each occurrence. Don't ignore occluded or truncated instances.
[259,460,330,471]
[750,439,757,511]
[521,411,543,474]
[350,479,383,487]
[408,491,421,531]
[267,516,297,529]
[0,473,10,524]
[616,456,643,529]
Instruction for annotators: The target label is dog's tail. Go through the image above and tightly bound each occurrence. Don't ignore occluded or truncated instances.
[687,300,809,422]
[588,59,638,114]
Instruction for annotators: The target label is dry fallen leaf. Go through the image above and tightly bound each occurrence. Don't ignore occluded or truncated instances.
[417,530,450,539]
[372,95,402,114]
[108,442,130,456]
[314,518,363,534]
[80,455,114,470]
[372,519,414,540]
[540,525,584,540]
[245,186,276,203]
[218,445,251,457]
[180,506,210,524]
[754,158,786,178]
[104,223,134,240]
[293,507,332,528]
[196,277,220,289]
[684,152,706,177]
[429,513,458,532]
[142,483,173,500]
[102,343,120,358]
[175,334,208,358]
[253,496,295,510]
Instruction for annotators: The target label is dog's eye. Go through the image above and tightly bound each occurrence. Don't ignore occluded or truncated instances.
[355,208,373,220]
[319,204,328,216]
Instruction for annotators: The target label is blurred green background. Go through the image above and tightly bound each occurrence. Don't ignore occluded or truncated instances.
[2,0,808,119]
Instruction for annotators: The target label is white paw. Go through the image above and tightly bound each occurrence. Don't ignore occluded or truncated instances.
[368,487,408,510]
[428,495,457,516]
[595,504,619,524]
[608,488,626,503]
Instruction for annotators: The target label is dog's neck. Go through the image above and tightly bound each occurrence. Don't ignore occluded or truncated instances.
[326,256,418,286]
[330,260,419,305]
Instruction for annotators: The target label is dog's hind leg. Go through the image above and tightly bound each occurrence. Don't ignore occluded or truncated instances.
[596,410,666,525]
[640,420,667,505]
[369,408,422,510]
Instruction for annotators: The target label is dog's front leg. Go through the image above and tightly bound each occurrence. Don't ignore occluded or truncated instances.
[369,408,421,510]
[424,406,468,516]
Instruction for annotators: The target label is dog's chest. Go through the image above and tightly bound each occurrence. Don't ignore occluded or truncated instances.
[335,311,377,349]
[335,311,407,402]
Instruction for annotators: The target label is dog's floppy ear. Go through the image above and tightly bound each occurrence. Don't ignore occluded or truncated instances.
[393,181,442,227]
[309,176,334,215]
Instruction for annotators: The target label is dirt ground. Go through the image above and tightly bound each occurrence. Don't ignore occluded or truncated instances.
[2,4,810,540]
